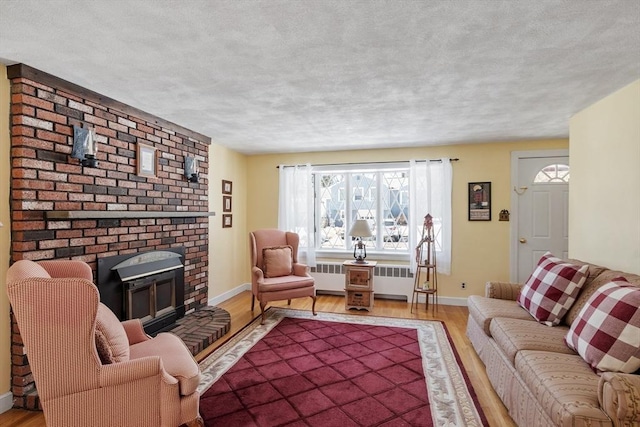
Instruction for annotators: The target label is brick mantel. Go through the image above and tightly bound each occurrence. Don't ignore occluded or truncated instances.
[7,64,212,410]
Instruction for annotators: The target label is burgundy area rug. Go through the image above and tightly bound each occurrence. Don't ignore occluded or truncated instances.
[197,308,487,426]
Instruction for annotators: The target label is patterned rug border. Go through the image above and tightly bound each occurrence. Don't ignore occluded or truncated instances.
[198,308,487,426]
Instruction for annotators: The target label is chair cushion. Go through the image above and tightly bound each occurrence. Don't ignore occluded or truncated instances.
[565,278,640,373]
[517,252,588,326]
[263,245,293,278]
[130,332,200,396]
[259,275,315,293]
[95,303,130,363]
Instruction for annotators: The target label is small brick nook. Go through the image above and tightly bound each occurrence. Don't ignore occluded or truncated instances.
[7,64,214,409]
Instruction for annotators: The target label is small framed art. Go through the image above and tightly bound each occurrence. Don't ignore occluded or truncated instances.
[222,180,232,195]
[222,214,233,228]
[137,143,157,178]
[223,195,232,213]
[468,182,491,221]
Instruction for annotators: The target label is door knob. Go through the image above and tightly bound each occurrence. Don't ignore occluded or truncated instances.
[519,238,527,244]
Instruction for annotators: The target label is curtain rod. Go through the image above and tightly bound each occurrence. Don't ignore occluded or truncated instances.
[276,158,459,169]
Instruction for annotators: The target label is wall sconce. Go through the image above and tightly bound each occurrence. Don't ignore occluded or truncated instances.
[185,156,198,183]
[349,219,373,264]
[71,124,98,167]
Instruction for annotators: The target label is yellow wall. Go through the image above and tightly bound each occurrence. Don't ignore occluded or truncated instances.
[245,139,568,299]
[1,65,11,398]
[207,143,249,300]
[569,79,640,273]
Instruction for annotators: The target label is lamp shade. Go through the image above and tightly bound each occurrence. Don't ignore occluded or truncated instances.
[349,219,373,238]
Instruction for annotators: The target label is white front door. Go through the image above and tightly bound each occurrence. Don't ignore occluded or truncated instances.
[511,150,570,283]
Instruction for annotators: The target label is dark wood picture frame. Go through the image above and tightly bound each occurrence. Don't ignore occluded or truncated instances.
[468,182,491,221]
[137,143,157,178]
[222,180,232,195]
[223,195,232,213]
[222,214,233,228]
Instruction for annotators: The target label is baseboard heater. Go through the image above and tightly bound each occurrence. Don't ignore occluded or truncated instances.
[316,290,407,302]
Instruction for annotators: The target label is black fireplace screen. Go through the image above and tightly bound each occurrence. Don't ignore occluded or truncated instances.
[97,247,186,335]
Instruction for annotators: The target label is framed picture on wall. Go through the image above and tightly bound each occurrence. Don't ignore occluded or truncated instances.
[468,182,491,221]
[223,195,232,213]
[137,143,157,178]
[222,180,232,195]
[222,214,233,228]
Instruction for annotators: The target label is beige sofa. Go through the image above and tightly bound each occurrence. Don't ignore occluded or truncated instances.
[466,260,640,427]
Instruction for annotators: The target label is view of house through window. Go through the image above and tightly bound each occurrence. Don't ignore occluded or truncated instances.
[315,166,410,255]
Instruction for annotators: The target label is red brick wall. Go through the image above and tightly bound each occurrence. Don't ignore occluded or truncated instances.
[7,65,211,409]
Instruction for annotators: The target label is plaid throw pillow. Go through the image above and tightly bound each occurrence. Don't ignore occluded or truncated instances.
[565,279,640,373]
[517,252,588,326]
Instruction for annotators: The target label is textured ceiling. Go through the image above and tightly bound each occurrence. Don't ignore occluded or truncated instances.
[1,0,639,155]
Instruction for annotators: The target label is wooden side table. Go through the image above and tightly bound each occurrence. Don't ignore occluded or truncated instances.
[343,261,376,311]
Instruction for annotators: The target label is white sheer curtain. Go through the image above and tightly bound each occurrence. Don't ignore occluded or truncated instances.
[278,164,316,267]
[409,159,453,275]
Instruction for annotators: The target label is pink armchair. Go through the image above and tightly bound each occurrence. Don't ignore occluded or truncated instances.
[6,259,203,427]
[250,229,317,323]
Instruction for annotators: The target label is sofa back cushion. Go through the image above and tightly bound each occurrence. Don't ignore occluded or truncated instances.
[565,279,640,373]
[517,252,588,326]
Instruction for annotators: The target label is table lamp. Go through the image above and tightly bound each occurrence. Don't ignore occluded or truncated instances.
[349,219,373,263]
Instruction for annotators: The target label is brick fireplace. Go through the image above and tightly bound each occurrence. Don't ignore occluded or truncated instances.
[7,64,212,409]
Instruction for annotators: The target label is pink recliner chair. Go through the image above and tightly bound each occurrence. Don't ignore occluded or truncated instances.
[250,229,317,324]
[6,259,203,427]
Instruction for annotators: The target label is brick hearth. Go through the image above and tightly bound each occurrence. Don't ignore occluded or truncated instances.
[172,306,231,356]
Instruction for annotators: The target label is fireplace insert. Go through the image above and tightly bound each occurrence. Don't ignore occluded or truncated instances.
[97,247,185,335]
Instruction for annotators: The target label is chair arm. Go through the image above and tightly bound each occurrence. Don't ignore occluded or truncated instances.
[122,319,150,345]
[252,266,265,283]
[292,263,310,276]
[598,372,640,426]
[485,281,523,300]
[99,356,178,388]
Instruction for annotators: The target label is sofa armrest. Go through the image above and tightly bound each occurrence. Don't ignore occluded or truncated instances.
[598,372,640,426]
[485,281,523,300]
[122,319,150,345]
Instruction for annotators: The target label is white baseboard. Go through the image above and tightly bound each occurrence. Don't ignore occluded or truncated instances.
[432,296,468,306]
[0,391,13,414]
[208,284,468,308]
[399,294,468,307]
[208,283,250,306]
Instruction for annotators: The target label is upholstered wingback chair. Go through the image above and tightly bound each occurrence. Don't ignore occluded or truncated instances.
[250,229,316,323]
[6,259,203,427]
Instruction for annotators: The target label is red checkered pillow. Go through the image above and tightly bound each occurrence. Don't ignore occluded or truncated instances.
[565,279,640,373]
[517,252,588,326]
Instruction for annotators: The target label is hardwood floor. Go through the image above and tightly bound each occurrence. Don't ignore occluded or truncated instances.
[0,292,516,427]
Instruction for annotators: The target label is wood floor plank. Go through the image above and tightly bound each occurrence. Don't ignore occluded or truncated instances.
[0,292,516,426]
